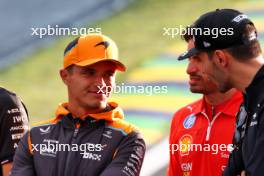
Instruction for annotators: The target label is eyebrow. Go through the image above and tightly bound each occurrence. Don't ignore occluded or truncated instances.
[80,67,116,74]
[105,70,116,74]
[81,67,95,72]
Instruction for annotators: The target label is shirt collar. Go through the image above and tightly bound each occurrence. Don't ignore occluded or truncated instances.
[192,91,243,117]
[55,101,124,122]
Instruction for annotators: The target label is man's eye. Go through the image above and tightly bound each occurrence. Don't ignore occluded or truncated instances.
[193,56,201,62]
[107,72,115,77]
[104,71,115,77]
[82,70,95,76]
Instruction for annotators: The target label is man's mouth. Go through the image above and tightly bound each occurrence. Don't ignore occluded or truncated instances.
[188,75,203,85]
[88,90,106,95]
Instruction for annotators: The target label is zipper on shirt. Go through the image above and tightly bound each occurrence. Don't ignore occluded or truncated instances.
[201,112,221,141]
[73,128,79,138]
[64,122,80,176]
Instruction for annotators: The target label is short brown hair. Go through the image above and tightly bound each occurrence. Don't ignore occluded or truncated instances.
[225,24,262,61]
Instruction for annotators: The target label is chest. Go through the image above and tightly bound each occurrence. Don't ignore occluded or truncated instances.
[31,125,122,176]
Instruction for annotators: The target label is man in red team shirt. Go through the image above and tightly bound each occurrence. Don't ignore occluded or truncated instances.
[167,33,243,175]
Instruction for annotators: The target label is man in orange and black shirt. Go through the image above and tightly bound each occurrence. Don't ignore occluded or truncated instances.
[11,34,146,176]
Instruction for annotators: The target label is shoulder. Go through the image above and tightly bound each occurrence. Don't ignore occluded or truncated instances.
[105,119,139,137]
[0,88,26,114]
[0,88,28,123]
[0,87,20,105]
[170,99,202,131]
[30,117,61,133]
[172,99,202,121]
[106,119,146,151]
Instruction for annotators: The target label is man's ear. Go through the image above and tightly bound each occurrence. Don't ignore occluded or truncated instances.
[214,50,229,67]
[60,69,69,85]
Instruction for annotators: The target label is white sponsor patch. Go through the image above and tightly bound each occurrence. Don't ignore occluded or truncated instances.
[40,126,51,134]
[81,152,101,161]
[232,14,248,23]
[203,41,211,48]
[102,130,112,139]
[10,125,29,132]
[11,133,24,140]
[250,121,258,127]
[181,162,192,172]
[12,115,27,123]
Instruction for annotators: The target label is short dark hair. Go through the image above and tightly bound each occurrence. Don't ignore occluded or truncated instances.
[181,26,193,42]
[225,24,262,61]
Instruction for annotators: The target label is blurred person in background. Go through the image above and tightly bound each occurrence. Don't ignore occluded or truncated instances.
[0,88,29,176]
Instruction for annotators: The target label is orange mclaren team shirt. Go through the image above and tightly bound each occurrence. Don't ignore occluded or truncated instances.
[168,91,243,176]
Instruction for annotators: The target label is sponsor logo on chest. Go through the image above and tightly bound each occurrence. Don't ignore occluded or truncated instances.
[183,114,196,129]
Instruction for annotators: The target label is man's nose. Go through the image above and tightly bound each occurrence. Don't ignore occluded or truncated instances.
[186,61,198,75]
[94,76,107,90]
[96,77,106,86]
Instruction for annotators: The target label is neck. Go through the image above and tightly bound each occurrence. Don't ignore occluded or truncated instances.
[204,88,237,106]
[231,55,264,93]
[67,102,110,118]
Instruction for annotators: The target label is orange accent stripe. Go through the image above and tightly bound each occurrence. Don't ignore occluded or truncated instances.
[84,102,124,121]
[27,132,33,155]
[75,122,81,128]
[112,149,118,159]
[106,120,137,135]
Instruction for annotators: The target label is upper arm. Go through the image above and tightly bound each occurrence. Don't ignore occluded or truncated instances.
[10,132,35,176]
[246,110,264,174]
[223,103,245,176]
[100,132,146,176]
[223,147,244,176]
[2,162,12,176]
[168,111,184,176]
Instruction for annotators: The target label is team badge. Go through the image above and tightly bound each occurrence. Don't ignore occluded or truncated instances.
[183,114,196,129]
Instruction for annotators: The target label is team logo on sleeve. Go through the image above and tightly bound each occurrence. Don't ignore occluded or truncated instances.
[40,126,51,135]
[179,134,193,156]
[183,114,196,129]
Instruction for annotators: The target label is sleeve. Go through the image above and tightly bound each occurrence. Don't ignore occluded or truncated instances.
[0,91,29,166]
[223,104,245,176]
[167,112,182,176]
[223,147,244,176]
[10,132,36,176]
[244,108,264,175]
[100,132,146,176]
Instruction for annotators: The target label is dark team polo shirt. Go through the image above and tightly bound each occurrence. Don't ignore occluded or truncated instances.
[0,88,28,176]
